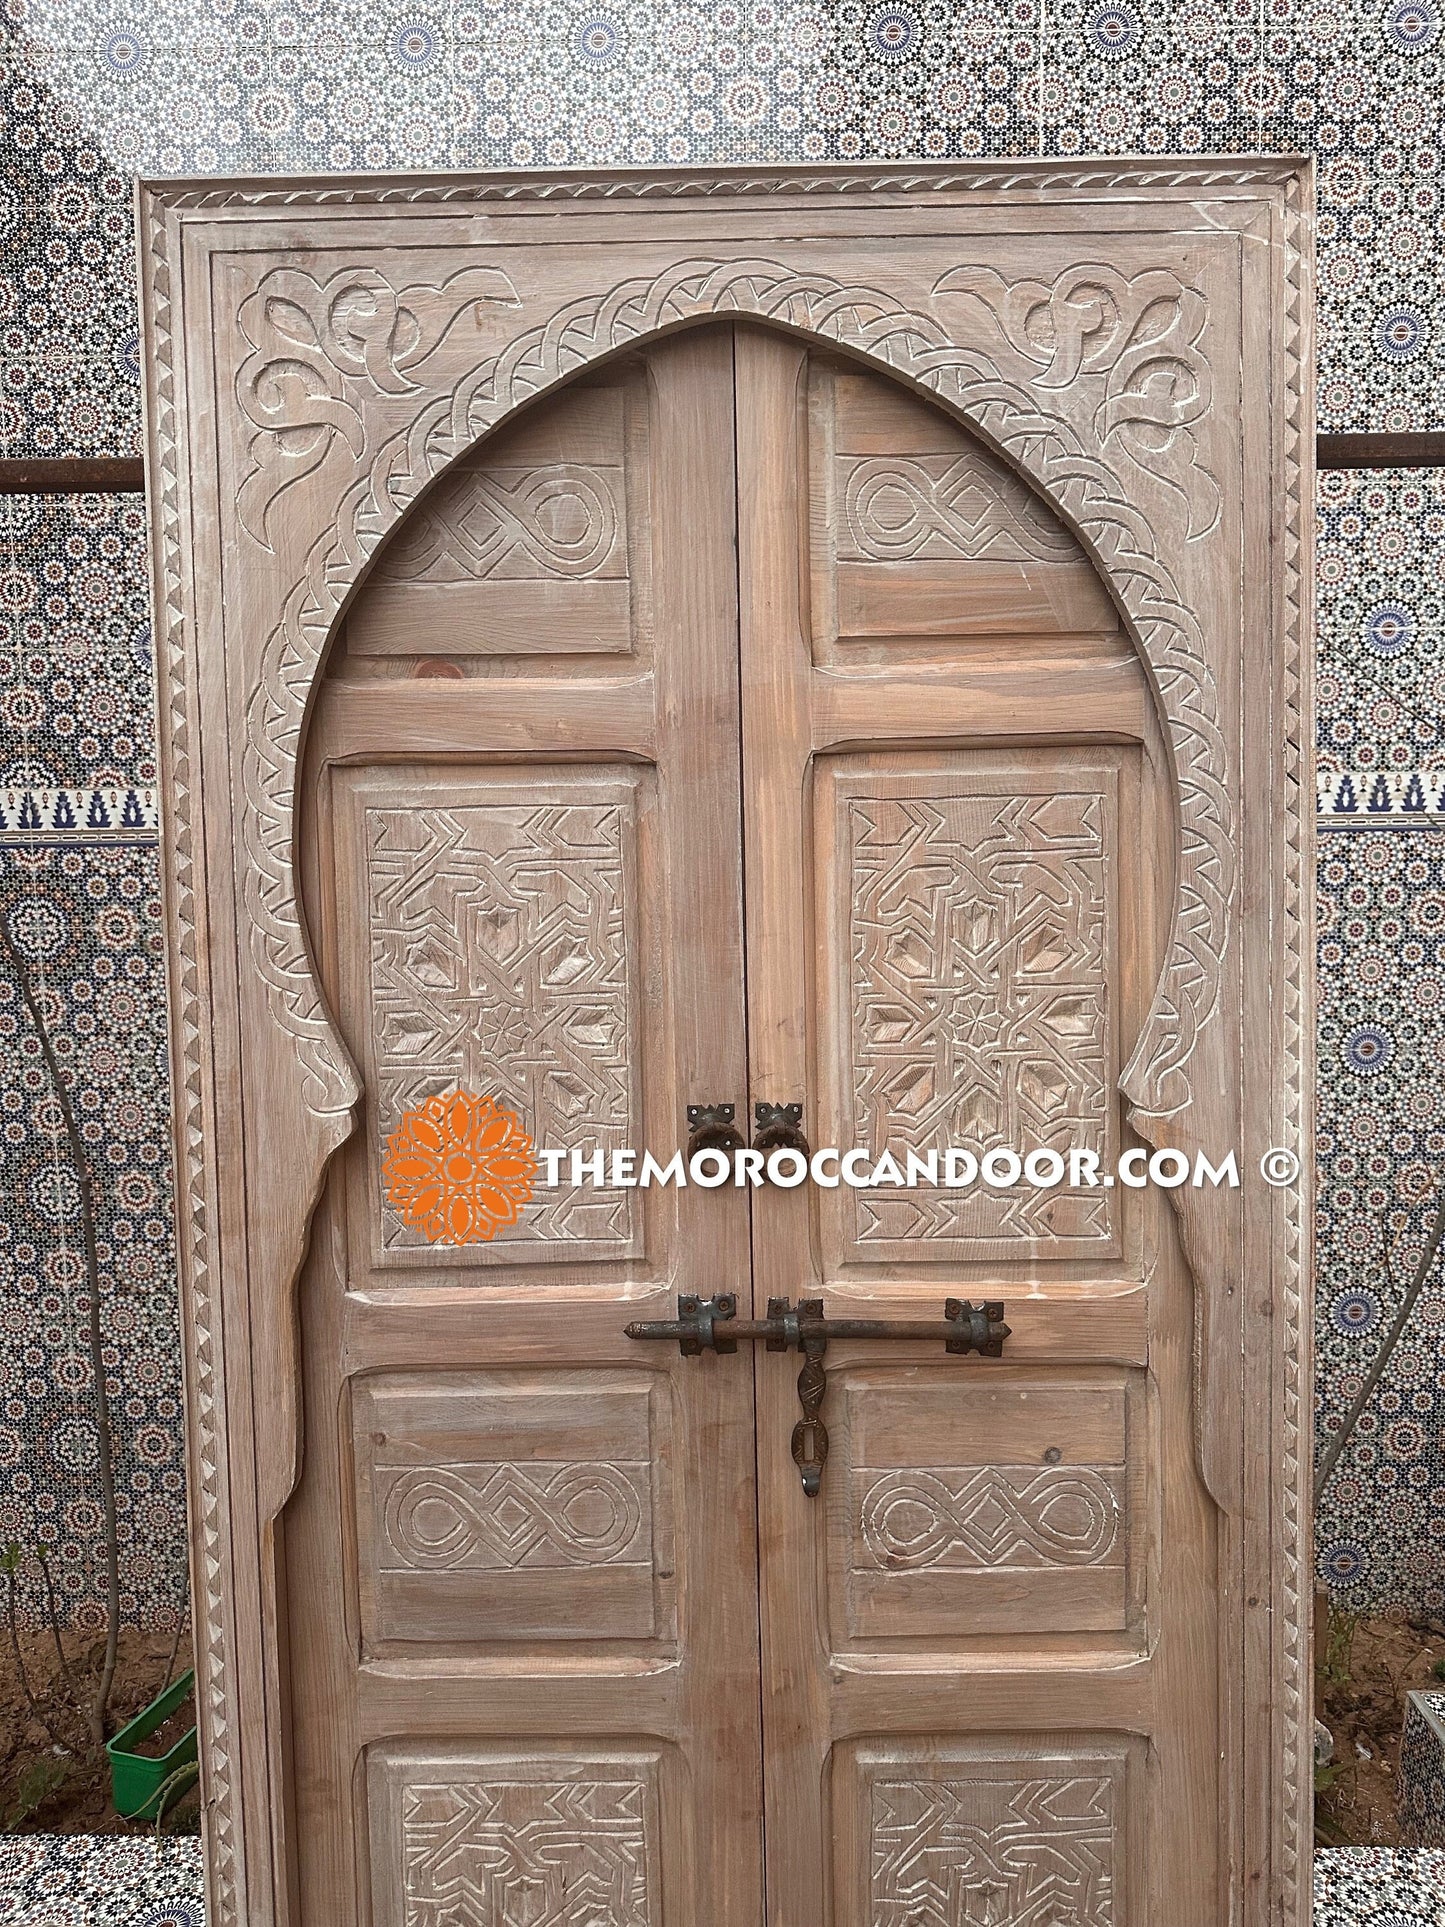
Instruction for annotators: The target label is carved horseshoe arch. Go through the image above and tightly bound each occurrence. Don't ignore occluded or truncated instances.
[248,264,1232,1157]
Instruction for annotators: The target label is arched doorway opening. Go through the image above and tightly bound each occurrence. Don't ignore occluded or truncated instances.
[288,320,1210,1927]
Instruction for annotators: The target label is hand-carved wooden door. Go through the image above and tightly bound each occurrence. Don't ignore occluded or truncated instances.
[143,164,1311,1927]
[293,320,1213,1926]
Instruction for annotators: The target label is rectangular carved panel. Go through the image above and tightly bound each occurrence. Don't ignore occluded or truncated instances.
[347,368,650,658]
[369,1744,664,1927]
[831,1369,1143,1645]
[837,1739,1138,1927]
[341,767,648,1268]
[353,1371,673,1649]
[808,362,1120,658]
[817,754,1123,1269]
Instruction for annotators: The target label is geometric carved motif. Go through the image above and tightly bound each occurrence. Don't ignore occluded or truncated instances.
[379,1461,648,1572]
[839,453,1079,565]
[371,462,625,583]
[364,795,636,1253]
[859,1467,1121,1572]
[846,781,1112,1246]
[399,1773,658,1927]
[870,1767,1118,1927]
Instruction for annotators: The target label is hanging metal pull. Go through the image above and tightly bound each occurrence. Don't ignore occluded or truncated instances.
[752,1101,810,1162]
[624,1295,1009,1495]
[685,1102,743,1159]
[777,1297,829,1496]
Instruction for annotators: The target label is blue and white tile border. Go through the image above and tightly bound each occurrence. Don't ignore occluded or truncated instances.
[0,787,159,846]
[1319,770,1445,827]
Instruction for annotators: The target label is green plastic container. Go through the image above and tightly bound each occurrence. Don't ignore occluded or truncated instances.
[106,1668,199,1821]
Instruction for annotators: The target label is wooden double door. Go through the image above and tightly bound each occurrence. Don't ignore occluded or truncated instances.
[290,323,1215,1926]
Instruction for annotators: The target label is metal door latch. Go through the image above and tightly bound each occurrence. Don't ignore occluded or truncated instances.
[625,1295,1009,1496]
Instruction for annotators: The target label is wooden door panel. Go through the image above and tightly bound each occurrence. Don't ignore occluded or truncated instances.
[736,326,1214,1927]
[829,1366,1147,1647]
[335,764,653,1274]
[808,359,1122,659]
[832,1736,1146,1927]
[347,363,652,663]
[352,1369,675,1651]
[367,1743,671,1927]
[814,750,1130,1276]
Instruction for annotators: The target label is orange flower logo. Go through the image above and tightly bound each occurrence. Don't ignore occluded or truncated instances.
[382,1091,535,1245]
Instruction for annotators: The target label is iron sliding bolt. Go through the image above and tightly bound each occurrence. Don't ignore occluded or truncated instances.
[624,1294,1010,1496]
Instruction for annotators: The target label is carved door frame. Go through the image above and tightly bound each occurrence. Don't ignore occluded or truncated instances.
[139,160,1313,1927]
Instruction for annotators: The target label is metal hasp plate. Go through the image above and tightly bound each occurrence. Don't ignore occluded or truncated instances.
[684,1102,744,1158]
[625,1295,1010,1495]
[751,1101,810,1160]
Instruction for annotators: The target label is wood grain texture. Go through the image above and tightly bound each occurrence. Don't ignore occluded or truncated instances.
[737,328,1216,1925]
[140,164,1310,1927]
[282,326,762,1927]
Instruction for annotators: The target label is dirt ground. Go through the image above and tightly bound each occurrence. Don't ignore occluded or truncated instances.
[0,1624,199,1834]
[2,1603,1437,1843]
[1315,1607,1445,1846]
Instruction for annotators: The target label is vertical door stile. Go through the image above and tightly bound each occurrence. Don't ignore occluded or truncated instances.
[733,330,1221,1927]
[733,326,829,1927]
[644,326,765,1927]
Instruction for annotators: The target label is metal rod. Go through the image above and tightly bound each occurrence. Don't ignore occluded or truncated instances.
[0,434,1438,502]
[0,457,146,495]
[1316,431,1445,471]
[624,1316,983,1342]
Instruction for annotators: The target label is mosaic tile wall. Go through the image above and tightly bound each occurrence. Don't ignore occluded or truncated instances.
[0,484,183,1633]
[0,3,1443,1626]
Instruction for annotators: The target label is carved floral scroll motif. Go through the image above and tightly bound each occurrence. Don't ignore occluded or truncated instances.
[934,264,1220,539]
[233,265,522,545]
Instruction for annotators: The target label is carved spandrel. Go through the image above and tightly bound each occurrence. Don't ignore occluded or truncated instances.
[868,1760,1122,1926]
[840,777,1115,1252]
[932,261,1220,539]
[234,262,523,546]
[362,793,639,1258]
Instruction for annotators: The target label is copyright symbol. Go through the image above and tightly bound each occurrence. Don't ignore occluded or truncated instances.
[1260,1147,1301,1187]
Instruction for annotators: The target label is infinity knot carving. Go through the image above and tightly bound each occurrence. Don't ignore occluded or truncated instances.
[860,1465,1120,1571]
[842,454,1078,563]
[380,467,620,583]
[383,1462,644,1571]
